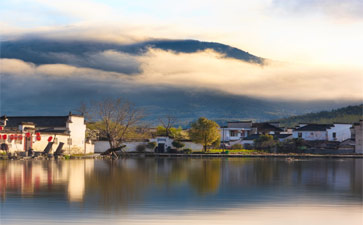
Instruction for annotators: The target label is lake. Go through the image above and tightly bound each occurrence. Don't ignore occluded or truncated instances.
[0,158,362,225]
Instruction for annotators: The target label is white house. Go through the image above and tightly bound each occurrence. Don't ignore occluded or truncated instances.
[293,123,352,142]
[220,121,283,143]
[220,121,253,142]
[0,113,94,154]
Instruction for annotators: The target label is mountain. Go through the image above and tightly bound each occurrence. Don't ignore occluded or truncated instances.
[0,39,264,74]
[273,105,363,127]
[0,37,360,123]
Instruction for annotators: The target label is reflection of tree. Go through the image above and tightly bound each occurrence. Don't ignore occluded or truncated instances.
[188,159,221,195]
[85,159,155,210]
[0,158,361,211]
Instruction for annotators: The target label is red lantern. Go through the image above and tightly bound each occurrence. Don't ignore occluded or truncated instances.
[10,134,14,140]
[2,134,7,140]
[48,136,53,142]
[26,132,31,138]
[0,126,3,130]
[18,135,23,140]
[36,132,40,136]
[36,135,41,141]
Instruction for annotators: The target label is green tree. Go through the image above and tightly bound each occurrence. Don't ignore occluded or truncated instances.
[254,134,277,151]
[156,126,184,139]
[188,117,220,152]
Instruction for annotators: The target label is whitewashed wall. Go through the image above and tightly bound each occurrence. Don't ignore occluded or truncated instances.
[94,141,153,153]
[327,124,352,142]
[354,121,363,154]
[1,132,91,154]
[66,115,87,153]
[182,141,203,151]
[95,139,203,153]
[292,131,327,141]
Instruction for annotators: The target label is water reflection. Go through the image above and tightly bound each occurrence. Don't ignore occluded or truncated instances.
[0,158,362,224]
[1,158,361,205]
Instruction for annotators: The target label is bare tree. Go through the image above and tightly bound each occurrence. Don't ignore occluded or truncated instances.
[75,101,92,122]
[92,98,144,149]
[159,115,177,137]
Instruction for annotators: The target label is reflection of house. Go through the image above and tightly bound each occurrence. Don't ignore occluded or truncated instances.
[0,160,93,202]
[0,113,94,154]
[293,123,352,142]
[352,120,363,154]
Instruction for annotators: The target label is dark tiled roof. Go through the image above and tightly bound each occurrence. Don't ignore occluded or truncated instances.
[252,123,283,132]
[5,116,68,128]
[275,134,292,139]
[36,128,68,134]
[294,124,333,131]
[243,134,261,140]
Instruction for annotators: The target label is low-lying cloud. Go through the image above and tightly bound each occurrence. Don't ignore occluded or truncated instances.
[1,47,362,101]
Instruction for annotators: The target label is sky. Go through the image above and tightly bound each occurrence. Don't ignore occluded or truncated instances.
[0,0,362,107]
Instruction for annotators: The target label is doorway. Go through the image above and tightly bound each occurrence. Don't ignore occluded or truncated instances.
[157,143,165,153]
[24,136,32,151]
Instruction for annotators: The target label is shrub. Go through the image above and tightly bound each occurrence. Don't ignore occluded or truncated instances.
[166,146,172,152]
[183,148,192,154]
[277,138,307,153]
[231,143,243,149]
[136,144,146,153]
[146,142,157,150]
[254,134,277,152]
[172,140,185,149]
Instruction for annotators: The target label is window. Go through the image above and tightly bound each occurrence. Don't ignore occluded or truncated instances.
[298,132,302,138]
[67,138,72,145]
[230,130,238,137]
[332,132,336,139]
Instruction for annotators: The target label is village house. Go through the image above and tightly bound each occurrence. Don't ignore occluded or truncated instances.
[220,121,253,142]
[0,113,94,154]
[292,123,352,142]
[221,121,283,142]
[220,121,284,147]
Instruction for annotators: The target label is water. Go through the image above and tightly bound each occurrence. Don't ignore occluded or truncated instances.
[0,158,362,225]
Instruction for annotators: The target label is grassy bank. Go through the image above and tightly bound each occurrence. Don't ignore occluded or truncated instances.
[206,149,264,154]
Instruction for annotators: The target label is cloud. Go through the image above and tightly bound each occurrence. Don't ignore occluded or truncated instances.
[1,47,362,102]
[46,50,141,74]
[271,0,363,21]
[137,49,363,100]
[2,0,363,66]
[0,58,35,75]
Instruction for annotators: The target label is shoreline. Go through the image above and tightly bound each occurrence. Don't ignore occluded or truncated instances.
[129,152,363,159]
[1,152,362,160]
